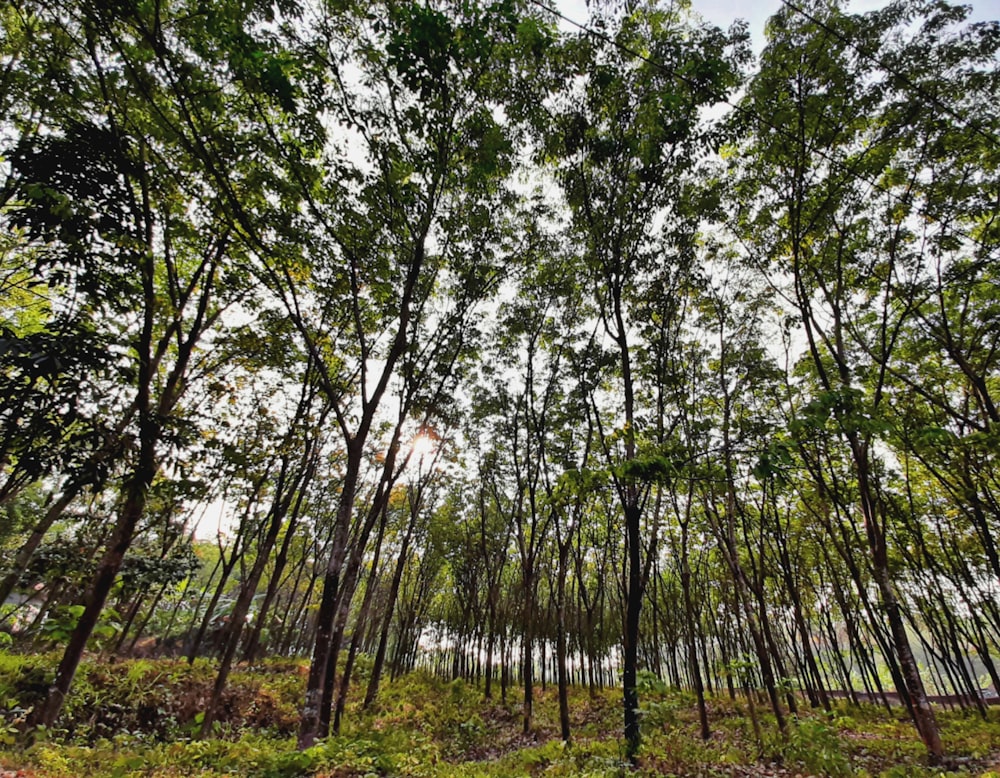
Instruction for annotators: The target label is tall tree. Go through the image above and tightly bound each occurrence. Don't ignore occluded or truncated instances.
[735,0,1000,760]
[0,0,307,726]
[288,0,526,746]
[540,3,745,758]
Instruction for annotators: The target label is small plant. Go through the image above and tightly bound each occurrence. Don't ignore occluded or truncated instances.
[257,746,319,778]
[457,712,486,749]
[784,716,853,778]
[187,710,220,739]
[39,605,85,645]
[41,605,121,649]
[635,670,668,694]
[638,697,682,731]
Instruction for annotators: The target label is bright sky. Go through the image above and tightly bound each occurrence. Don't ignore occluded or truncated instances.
[693,0,995,44]
[557,0,998,52]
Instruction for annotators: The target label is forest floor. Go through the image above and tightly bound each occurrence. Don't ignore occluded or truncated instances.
[0,653,997,777]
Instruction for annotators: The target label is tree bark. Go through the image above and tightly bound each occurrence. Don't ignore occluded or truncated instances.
[298,446,360,749]
[29,452,156,729]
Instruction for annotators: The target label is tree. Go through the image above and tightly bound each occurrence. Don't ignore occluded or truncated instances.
[734,0,1000,760]
[285,0,526,746]
[1,0,288,726]
[539,3,746,757]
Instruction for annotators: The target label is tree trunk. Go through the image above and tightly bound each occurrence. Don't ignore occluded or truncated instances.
[853,438,942,763]
[680,563,709,739]
[623,500,642,761]
[364,520,416,708]
[556,539,571,743]
[200,461,306,737]
[242,474,311,662]
[0,487,80,606]
[298,447,360,749]
[334,507,388,730]
[29,459,155,729]
[522,569,535,735]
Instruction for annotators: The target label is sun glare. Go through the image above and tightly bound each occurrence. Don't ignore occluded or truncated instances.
[410,432,437,460]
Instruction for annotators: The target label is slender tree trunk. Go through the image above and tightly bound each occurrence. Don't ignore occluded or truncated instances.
[334,507,388,730]
[200,464,306,737]
[681,563,709,740]
[483,593,498,700]
[777,545,829,711]
[522,569,535,735]
[364,520,416,708]
[29,450,156,729]
[501,631,509,704]
[276,540,319,656]
[0,487,80,606]
[298,447,361,749]
[179,554,220,649]
[122,581,169,655]
[556,539,571,743]
[623,500,642,760]
[242,479,310,662]
[114,586,153,655]
[187,553,238,662]
[853,439,942,763]
[333,619,366,734]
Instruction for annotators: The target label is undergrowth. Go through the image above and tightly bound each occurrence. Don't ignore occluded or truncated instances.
[0,652,996,777]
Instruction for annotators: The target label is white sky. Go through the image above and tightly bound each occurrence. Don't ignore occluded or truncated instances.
[557,0,998,51]
[691,0,997,44]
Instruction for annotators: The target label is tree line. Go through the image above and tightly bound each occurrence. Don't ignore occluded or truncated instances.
[0,0,998,764]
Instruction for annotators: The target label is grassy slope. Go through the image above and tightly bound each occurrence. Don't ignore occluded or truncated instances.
[0,653,997,777]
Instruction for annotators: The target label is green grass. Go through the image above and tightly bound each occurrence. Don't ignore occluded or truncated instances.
[0,653,997,777]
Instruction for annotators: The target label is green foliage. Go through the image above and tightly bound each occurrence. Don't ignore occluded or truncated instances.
[0,665,995,776]
[0,656,304,745]
[0,651,51,719]
[117,546,201,595]
[40,605,121,648]
[634,670,685,732]
[0,485,45,550]
[387,4,455,99]
[783,716,853,778]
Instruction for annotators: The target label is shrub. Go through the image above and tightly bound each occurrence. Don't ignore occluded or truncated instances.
[784,716,852,778]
